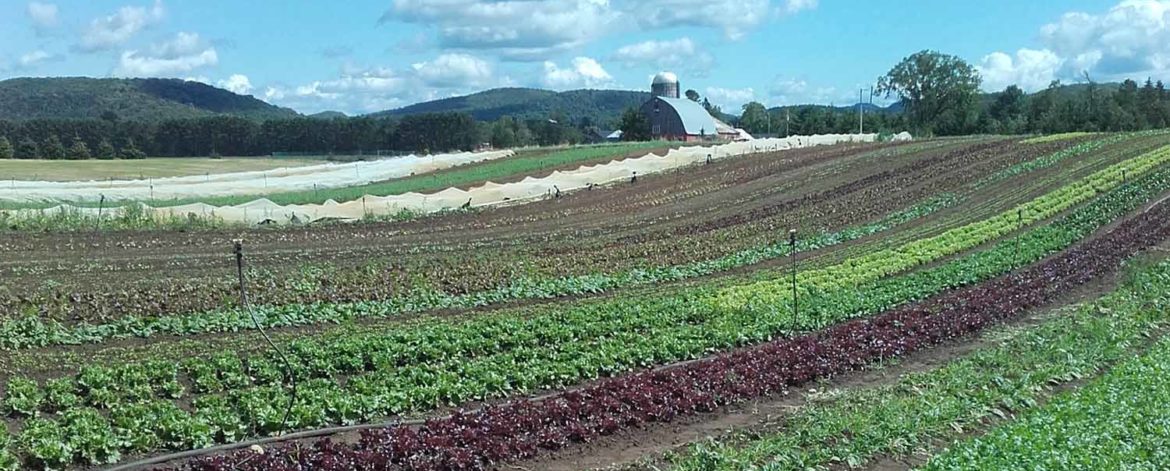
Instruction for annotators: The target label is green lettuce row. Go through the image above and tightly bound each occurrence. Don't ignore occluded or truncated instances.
[0,134,1141,351]
[3,160,1167,468]
[666,258,1170,471]
[975,130,1164,188]
[923,311,1170,469]
[715,145,1170,311]
[0,193,958,351]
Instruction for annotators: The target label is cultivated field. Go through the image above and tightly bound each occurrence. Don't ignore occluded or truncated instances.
[0,132,1169,470]
[0,157,318,182]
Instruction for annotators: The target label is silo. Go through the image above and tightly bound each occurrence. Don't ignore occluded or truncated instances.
[651,72,680,98]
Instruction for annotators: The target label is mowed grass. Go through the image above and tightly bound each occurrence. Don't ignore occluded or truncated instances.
[0,157,318,182]
[1,142,672,209]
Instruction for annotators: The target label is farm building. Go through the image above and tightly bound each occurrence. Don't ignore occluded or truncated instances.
[641,72,738,142]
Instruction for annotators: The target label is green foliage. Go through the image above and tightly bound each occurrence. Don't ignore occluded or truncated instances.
[18,418,71,469]
[0,136,11,159]
[392,112,480,152]
[0,427,19,471]
[118,138,146,159]
[14,138,37,159]
[670,259,1170,470]
[926,307,1170,469]
[41,134,66,160]
[738,101,770,135]
[0,77,297,121]
[618,107,650,141]
[716,146,1170,311]
[0,156,1165,465]
[877,49,982,135]
[94,138,116,160]
[370,87,649,127]
[3,377,42,417]
[66,136,91,160]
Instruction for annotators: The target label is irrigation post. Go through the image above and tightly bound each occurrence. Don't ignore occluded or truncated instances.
[96,194,106,229]
[1015,208,1023,265]
[233,240,296,435]
[789,229,798,331]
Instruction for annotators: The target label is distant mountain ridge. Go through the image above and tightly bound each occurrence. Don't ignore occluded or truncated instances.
[0,77,299,121]
[369,87,651,127]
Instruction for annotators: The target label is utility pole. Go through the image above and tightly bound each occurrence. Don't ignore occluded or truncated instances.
[859,87,874,134]
[785,108,791,138]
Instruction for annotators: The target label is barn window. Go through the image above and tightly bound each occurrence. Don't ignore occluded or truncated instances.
[652,124,661,134]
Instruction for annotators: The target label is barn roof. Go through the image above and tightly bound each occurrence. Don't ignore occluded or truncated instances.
[655,96,719,136]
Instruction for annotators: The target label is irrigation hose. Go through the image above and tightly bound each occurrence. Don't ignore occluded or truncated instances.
[102,353,713,470]
[233,241,297,444]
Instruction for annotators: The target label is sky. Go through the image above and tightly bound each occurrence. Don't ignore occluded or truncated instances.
[1,0,1165,115]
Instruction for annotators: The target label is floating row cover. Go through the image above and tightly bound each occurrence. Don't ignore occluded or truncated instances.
[4,134,885,225]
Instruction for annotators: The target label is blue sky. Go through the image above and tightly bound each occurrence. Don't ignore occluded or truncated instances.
[1,0,1162,115]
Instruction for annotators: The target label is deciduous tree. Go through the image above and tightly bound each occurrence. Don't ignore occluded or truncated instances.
[877,50,981,135]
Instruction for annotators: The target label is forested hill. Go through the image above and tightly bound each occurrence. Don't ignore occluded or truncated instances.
[0,77,300,121]
[370,88,650,126]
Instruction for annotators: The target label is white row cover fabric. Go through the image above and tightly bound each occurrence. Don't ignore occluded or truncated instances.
[0,149,516,203]
[5,134,883,225]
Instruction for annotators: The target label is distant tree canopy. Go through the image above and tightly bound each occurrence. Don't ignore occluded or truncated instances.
[877,50,981,136]
[685,89,701,102]
[739,102,770,135]
[618,107,651,142]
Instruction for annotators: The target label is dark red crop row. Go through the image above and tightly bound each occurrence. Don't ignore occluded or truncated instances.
[173,200,1170,471]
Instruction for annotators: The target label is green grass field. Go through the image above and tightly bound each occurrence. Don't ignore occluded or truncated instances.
[0,157,318,182]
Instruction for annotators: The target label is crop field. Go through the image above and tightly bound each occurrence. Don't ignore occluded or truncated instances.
[0,157,319,182]
[1,132,1169,470]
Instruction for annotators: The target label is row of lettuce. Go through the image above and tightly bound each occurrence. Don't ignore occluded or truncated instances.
[171,152,1170,471]
[0,132,1146,349]
[0,134,1153,351]
[923,320,1170,469]
[0,146,1167,469]
[667,255,1170,470]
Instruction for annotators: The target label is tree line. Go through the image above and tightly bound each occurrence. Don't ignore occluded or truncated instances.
[622,50,1170,140]
[5,50,1168,160]
[0,112,596,159]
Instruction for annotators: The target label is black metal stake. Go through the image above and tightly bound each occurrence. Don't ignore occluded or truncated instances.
[96,194,106,229]
[789,229,798,332]
[1014,208,1023,266]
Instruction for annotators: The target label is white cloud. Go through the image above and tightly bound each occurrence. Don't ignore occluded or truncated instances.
[981,0,1170,89]
[115,32,217,76]
[27,2,59,32]
[411,53,494,87]
[79,0,165,52]
[264,86,285,101]
[266,53,508,114]
[977,48,1063,92]
[542,56,613,89]
[783,0,818,14]
[769,77,808,103]
[632,0,771,40]
[383,0,618,61]
[381,0,812,61]
[766,76,848,105]
[18,50,54,67]
[612,37,714,76]
[705,86,756,110]
[217,74,253,95]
